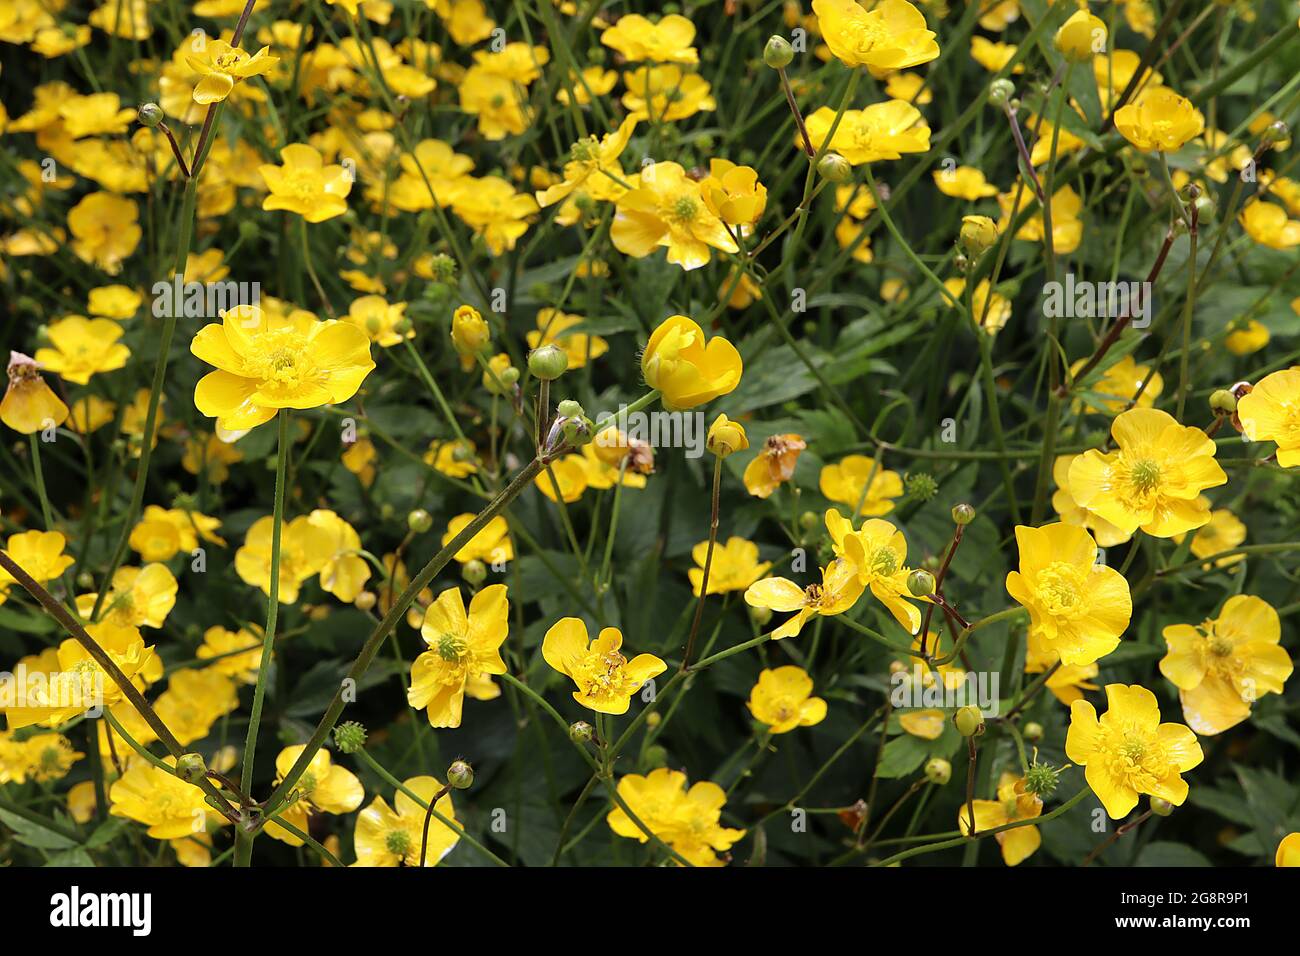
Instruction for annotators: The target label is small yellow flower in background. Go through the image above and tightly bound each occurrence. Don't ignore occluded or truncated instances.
[449,176,539,254]
[186,38,278,104]
[1051,454,1132,548]
[442,513,513,565]
[59,92,135,138]
[235,515,330,604]
[935,165,999,200]
[1160,595,1292,735]
[87,284,142,320]
[153,668,239,745]
[197,624,264,683]
[426,438,479,478]
[264,746,364,845]
[804,101,931,165]
[309,509,371,603]
[3,634,154,729]
[110,758,217,840]
[1224,318,1269,355]
[743,433,806,499]
[699,159,767,232]
[1005,522,1132,667]
[744,557,865,639]
[1025,629,1099,705]
[689,537,771,597]
[640,314,743,409]
[1095,49,1162,111]
[998,185,1083,254]
[612,163,736,270]
[1,351,68,434]
[190,303,375,431]
[555,66,618,106]
[1174,505,1245,569]
[957,772,1043,866]
[1066,683,1203,819]
[706,413,748,458]
[1238,200,1300,249]
[354,775,459,867]
[346,295,411,347]
[621,64,717,124]
[812,0,939,71]
[970,36,1024,73]
[580,442,649,489]
[4,732,83,784]
[128,504,224,562]
[75,564,177,630]
[182,432,244,483]
[1068,407,1227,537]
[819,454,904,517]
[536,455,589,503]
[606,767,744,866]
[1278,833,1300,867]
[748,666,827,734]
[945,278,1012,334]
[827,509,924,633]
[33,315,130,385]
[1055,9,1107,62]
[884,71,932,105]
[1236,367,1300,466]
[1114,86,1205,152]
[536,116,638,209]
[542,618,666,715]
[0,531,75,604]
[410,585,509,727]
[1069,354,1162,414]
[526,309,608,369]
[260,144,353,222]
[70,396,117,434]
[600,12,698,63]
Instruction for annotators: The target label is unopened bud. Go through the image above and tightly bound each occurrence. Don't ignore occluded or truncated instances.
[354,590,377,611]
[462,559,487,585]
[763,35,794,69]
[446,760,474,789]
[954,705,984,737]
[1209,389,1237,414]
[951,503,976,526]
[137,103,164,128]
[1023,721,1044,742]
[407,508,433,534]
[175,752,207,784]
[816,152,852,184]
[924,757,952,785]
[988,79,1015,109]
[1149,796,1174,817]
[527,344,568,380]
[907,569,936,597]
[569,720,594,743]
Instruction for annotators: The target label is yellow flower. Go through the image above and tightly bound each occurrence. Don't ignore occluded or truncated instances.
[706,413,748,458]
[804,101,931,165]
[70,396,116,434]
[525,309,607,369]
[309,509,371,603]
[819,454,903,517]
[1278,833,1300,867]
[600,13,698,63]
[59,92,135,139]
[1236,367,1300,466]
[33,315,129,385]
[1160,595,1292,735]
[1055,9,1107,62]
[153,668,239,745]
[67,192,141,274]
[536,117,638,209]
[441,513,513,565]
[580,442,649,489]
[1025,629,1099,705]
[998,184,1082,254]
[699,159,767,231]
[264,746,364,845]
[613,163,737,270]
[75,563,177,630]
[185,38,278,104]
[1114,86,1205,152]
[128,505,224,561]
[109,758,216,840]
[970,36,1024,73]
[11,733,83,783]
[535,455,589,503]
[957,773,1043,866]
[543,618,666,715]
[1066,683,1203,819]
[191,303,375,431]
[640,314,743,409]
[744,557,865,639]
[747,666,827,734]
[621,65,715,122]
[426,439,479,479]
[1174,505,1246,569]
[1069,353,1162,414]
[346,295,411,347]
[945,278,1012,334]
[689,537,772,597]
[1094,49,1162,111]
[1067,408,1227,537]
[812,0,939,71]
[0,531,75,604]
[1239,200,1300,249]
[197,624,264,683]
[259,144,352,222]
[87,284,142,320]
[743,433,806,499]
[607,767,744,866]
[409,585,509,728]
[181,432,244,483]
[556,66,618,106]
[458,65,528,139]
[235,515,330,604]
[884,71,932,104]
[1051,454,1132,548]
[3,632,155,730]
[935,165,999,199]
[827,509,924,633]
[450,176,538,254]
[1224,318,1269,356]
[1005,522,1132,667]
[1,351,68,434]
[354,775,460,866]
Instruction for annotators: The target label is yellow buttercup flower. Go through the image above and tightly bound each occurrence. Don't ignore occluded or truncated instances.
[3,632,155,730]
[1114,86,1204,152]
[1239,200,1300,249]
[181,432,243,483]
[128,505,224,562]
[0,531,75,604]
[186,38,277,104]
[699,159,767,231]
[1005,522,1132,667]
[354,775,459,867]
[1160,595,1292,735]
[1069,353,1162,414]
[75,563,177,630]
[600,13,698,63]
[744,557,865,639]
[1,351,68,434]
[543,618,665,715]
[827,509,925,633]
[536,116,638,209]
[743,433,806,499]
[812,0,939,72]
[1278,833,1300,867]
[819,454,903,517]
[235,515,330,604]
[536,456,589,503]
[67,191,141,274]
[706,413,748,458]
[87,284,142,320]
[410,585,509,728]
[1236,367,1300,466]
[1025,629,1099,705]
[621,65,715,123]
[309,509,371,603]
[264,746,364,845]
[884,70,932,104]
[1224,318,1269,356]
[945,278,1012,334]
[640,314,743,410]
[998,184,1083,254]
[1067,407,1227,537]
[804,101,931,165]
[1174,505,1245,569]
[70,396,117,434]
[1095,49,1162,111]
[748,666,827,734]
[606,767,744,866]
[345,295,411,347]
[526,309,608,369]
[441,513,513,565]
[33,315,129,385]
[109,758,217,840]
[260,144,352,222]
[935,165,999,199]
[580,442,649,489]
[449,176,538,254]
[957,773,1043,866]
[458,64,529,140]
[612,163,737,270]
[688,536,771,597]
[1051,454,1132,548]
[191,303,375,431]
[1066,683,1203,819]
[153,668,239,745]
[1055,9,1107,62]
[197,624,264,683]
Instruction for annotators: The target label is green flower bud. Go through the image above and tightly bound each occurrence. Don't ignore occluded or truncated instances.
[1149,796,1174,817]
[816,152,852,184]
[175,752,207,784]
[799,511,819,530]
[749,605,772,627]
[334,721,367,754]
[987,79,1015,109]
[924,757,952,786]
[527,344,568,381]
[1023,721,1044,742]
[951,503,976,526]
[238,219,259,242]
[763,35,794,69]
[407,508,433,534]
[354,590,377,611]
[556,399,584,419]
[954,705,984,737]
[1209,389,1237,414]
[569,720,594,743]
[562,415,594,447]
[907,569,937,597]
[447,759,474,789]
[462,559,487,585]
[137,103,164,128]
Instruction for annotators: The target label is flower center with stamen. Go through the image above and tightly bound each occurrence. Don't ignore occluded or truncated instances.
[1130,458,1161,495]
[869,546,899,577]
[386,830,411,855]
[436,634,467,663]
[1035,562,1087,617]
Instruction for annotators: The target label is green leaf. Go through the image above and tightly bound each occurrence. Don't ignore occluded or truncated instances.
[0,808,79,850]
[1135,842,1213,867]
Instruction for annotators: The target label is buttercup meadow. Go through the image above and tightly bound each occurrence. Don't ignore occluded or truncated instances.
[1,0,1299,880]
